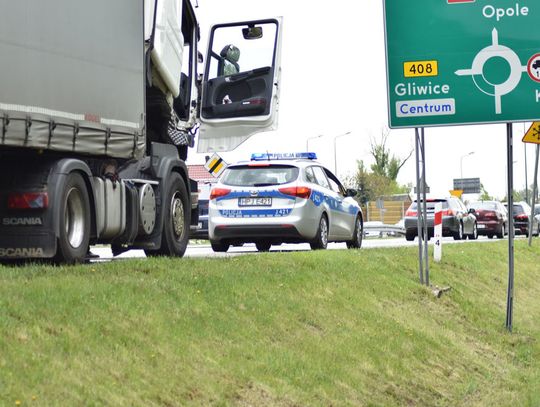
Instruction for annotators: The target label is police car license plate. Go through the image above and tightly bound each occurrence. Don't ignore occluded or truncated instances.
[238,197,272,206]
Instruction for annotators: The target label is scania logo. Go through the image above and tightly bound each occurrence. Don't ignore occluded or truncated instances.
[0,248,44,257]
[250,190,259,197]
[2,217,43,226]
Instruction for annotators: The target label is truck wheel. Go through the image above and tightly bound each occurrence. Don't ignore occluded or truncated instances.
[55,172,91,264]
[310,215,328,250]
[158,172,190,257]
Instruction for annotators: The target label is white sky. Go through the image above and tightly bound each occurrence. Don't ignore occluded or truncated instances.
[187,0,538,200]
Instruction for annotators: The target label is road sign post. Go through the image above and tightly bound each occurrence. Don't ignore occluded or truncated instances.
[523,122,540,246]
[434,203,442,263]
[383,0,540,330]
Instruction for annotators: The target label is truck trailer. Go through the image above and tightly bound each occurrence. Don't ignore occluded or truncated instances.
[0,0,282,262]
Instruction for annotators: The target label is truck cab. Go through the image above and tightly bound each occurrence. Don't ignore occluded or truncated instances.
[0,0,282,262]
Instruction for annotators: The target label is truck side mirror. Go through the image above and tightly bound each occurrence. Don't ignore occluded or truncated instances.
[242,26,263,40]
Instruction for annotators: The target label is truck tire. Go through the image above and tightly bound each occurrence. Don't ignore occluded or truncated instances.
[156,172,190,257]
[55,172,91,264]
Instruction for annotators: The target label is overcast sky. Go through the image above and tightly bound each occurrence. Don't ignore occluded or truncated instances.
[187,0,537,200]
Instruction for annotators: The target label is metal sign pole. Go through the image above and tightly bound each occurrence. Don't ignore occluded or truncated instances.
[414,128,424,285]
[528,144,540,246]
[506,123,515,332]
[421,128,429,286]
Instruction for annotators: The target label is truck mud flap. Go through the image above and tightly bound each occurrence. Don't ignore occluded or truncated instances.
[0,229,56,259]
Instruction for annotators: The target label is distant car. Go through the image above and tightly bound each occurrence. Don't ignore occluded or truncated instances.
[208,152,363,252]
[190,183,213,239]
[404,197,477,241]
[534,204,540,221]
[504,201,539,236]
[468,200,508,239]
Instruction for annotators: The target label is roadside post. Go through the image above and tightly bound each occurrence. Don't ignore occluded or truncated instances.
[434,203,442,263]
[523,122,540,246]
[383,0,540,330]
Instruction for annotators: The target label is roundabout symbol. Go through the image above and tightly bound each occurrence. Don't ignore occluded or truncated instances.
[455,28,527,114]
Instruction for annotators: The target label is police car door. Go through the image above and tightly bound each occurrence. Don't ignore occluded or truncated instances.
[199,18,282,152]
[311,166,340,238]
[323,168,356,238]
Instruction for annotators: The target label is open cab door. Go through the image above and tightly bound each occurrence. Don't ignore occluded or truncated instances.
[198,18,283,152]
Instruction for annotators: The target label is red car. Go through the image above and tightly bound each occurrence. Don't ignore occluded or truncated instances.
[468,201,507,239]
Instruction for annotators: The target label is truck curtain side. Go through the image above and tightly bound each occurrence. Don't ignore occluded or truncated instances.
[0,0,145,159]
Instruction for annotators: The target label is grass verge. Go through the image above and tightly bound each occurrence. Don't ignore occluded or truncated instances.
[1,240,539,406]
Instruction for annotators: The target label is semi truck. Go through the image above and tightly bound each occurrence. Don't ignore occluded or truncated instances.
[0,0,282,262]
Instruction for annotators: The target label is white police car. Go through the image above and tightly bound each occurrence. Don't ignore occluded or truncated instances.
[208,152,363,252]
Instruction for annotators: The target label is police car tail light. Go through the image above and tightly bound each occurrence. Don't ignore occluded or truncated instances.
[209,188,231,200]
[278,186,311,199]
[8,192,49,209]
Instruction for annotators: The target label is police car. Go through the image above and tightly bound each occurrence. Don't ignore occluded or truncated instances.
[208,152,363,252]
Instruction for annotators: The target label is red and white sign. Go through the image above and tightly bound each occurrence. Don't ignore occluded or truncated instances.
[434,203,442,262]
[527,53,540,83]
[447,0,475,3]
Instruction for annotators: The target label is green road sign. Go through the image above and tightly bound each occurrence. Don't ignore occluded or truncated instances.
[383,0,540,128]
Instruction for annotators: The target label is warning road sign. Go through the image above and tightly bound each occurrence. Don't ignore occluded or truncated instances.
[522,122,540,144]
[204,153,228,178]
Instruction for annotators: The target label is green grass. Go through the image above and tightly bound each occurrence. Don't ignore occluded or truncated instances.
[1,240,540,406]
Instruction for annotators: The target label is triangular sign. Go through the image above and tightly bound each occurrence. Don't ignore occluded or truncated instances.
[522,122,540,144]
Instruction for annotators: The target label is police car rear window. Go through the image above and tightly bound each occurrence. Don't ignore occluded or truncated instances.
[220,165,299,187]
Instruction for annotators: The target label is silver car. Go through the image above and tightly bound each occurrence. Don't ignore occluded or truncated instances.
[208,152,363,252]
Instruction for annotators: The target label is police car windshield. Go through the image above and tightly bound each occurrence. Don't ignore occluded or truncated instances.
[220,165,299,187]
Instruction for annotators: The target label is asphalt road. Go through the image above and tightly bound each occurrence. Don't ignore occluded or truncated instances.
[91,234,515,261]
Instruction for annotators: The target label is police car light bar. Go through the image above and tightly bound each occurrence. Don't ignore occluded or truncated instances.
[251,152,317,161]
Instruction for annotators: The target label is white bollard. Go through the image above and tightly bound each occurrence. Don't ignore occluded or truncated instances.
[434,202,442,262]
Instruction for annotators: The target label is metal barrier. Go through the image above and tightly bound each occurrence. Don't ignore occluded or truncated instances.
[363,222,406,236]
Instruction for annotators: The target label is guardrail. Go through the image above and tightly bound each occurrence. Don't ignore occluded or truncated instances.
[363,222,406,236]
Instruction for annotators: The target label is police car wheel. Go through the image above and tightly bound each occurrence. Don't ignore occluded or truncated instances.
[347,216,363,249]
[255,241,272,252]
[211,241,230,252]
[310,215,328,250]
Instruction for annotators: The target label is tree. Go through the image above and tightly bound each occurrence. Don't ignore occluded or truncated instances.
[369,128,413,181]
[479,184,492,201]
[347,160,409,204]
[346,129,412,203]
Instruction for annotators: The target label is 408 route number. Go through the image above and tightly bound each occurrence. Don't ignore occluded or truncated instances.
[403,60,438,78]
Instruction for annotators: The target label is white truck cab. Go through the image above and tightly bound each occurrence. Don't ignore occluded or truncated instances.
[0,0,282,262]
